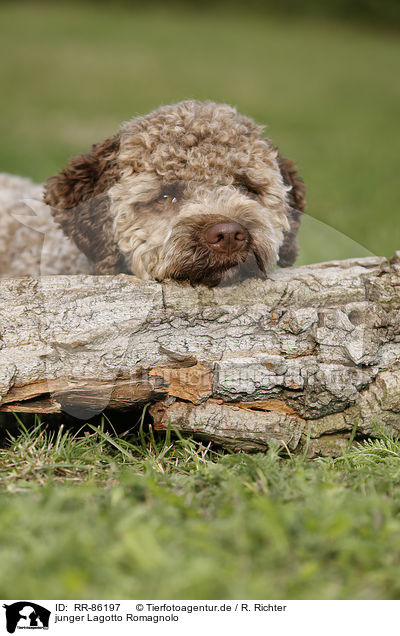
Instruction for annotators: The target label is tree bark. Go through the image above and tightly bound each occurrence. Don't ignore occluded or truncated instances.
[1,252,399,456]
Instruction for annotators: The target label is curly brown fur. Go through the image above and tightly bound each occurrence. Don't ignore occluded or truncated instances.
[277,154,306,267]
[44,136,122,273]
[0,174,93,278]
[43,100,305,285]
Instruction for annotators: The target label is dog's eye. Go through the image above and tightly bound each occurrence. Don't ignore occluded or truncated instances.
[248,188,259,198]
[158,193,178,203]
[239,185,259,198]
[157,183,181,204]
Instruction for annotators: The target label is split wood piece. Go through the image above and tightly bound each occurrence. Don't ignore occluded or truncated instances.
[1,251,399,456]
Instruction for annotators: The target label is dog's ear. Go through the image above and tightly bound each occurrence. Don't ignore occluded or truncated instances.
[44,135,124,273]
[277,154,306,267]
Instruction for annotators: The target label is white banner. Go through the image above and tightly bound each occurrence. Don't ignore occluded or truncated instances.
[1,600,399,635]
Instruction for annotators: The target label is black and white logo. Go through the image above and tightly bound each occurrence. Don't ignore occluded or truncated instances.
[2,603,51,634]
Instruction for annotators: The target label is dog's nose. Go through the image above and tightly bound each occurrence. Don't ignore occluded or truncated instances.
[205,222,247,254]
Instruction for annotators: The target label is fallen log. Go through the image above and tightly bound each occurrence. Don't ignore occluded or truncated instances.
[1,252,400,456]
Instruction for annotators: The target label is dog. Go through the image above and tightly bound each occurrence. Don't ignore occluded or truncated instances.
[1,101,305,285]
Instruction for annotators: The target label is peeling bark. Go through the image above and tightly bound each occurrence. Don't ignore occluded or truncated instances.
[1,252,400,456]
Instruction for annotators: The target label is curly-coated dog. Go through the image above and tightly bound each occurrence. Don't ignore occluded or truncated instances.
[1,100,305,285]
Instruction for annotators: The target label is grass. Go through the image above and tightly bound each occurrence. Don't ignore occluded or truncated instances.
[0,2,399,261]
[0,418,400,599]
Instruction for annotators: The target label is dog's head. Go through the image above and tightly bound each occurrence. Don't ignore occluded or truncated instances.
[44,100,305,286]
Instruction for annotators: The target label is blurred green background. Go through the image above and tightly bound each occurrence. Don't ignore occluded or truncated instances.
[0,1,399,263]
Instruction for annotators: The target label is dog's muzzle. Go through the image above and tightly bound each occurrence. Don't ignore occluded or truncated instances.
[204,221,248,256]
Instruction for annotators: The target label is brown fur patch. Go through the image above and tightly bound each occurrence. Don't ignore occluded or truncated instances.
[277,154,306,268]
[44,135,123,273]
